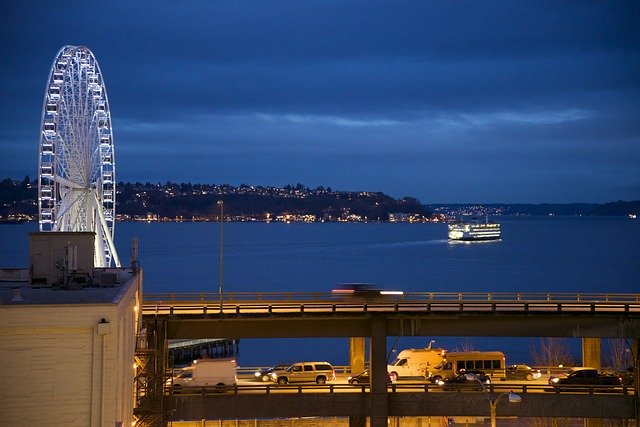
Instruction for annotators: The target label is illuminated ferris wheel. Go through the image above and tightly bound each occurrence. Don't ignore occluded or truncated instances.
[37,45,120,267]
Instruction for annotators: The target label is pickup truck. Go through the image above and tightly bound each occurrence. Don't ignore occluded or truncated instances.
[548,367,622,390]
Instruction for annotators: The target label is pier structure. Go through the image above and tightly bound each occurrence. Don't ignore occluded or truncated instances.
[169,338,238,366]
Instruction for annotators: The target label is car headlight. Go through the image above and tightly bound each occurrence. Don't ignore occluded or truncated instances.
[270,373,277,379]
[550,377,559,383]
[254,372,261,377]
[436,379,445,386]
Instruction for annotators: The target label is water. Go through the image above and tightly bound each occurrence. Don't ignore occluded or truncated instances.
[2,216,639,367]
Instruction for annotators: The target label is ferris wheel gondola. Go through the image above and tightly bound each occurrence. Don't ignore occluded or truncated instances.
[38,45,120,267]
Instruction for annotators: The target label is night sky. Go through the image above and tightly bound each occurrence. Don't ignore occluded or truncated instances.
[1,1,639,203]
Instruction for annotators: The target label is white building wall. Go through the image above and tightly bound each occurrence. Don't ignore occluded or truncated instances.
[113,271,141,425]
[0,273,141,427]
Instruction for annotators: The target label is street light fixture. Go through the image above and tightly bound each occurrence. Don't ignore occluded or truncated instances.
[465,373,521,427]
[217,200,224,312]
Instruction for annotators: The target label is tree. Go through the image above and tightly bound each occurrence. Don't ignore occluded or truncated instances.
[604,339,632,369]
[530,338,576,367]
[452,338,475,352]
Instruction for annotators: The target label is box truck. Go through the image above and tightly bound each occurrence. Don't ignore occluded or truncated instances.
[387,347,447,379]
[171,358,237,391]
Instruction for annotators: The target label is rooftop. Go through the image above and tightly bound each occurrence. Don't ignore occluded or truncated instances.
[0,268,136,305]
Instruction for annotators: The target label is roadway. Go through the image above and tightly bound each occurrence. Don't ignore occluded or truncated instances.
[143,291,640,317]
[142,291,640,340]
[168,373,636,420]
[173,370,630,395]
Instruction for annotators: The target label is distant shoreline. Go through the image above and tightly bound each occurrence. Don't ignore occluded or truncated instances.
[1,178,638,221]
[2,213,638,226]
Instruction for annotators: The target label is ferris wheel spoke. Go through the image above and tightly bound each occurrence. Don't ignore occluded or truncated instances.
[55,190,86,230]
[54,175,85,190]
[91,192,120,267]
[55,140,73,179]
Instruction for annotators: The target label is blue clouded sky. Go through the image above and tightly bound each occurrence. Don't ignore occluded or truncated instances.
[1,0,639,203]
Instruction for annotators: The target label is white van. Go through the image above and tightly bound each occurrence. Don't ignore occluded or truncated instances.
[172,358,237,391]
[387,348,446,379]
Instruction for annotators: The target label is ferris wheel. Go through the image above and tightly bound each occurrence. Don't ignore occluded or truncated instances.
[38,45,120,268]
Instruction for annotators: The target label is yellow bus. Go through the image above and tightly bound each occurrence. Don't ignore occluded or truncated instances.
[428,351,506,382]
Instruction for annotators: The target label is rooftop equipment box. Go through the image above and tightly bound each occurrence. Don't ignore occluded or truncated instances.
[29,232,95,287]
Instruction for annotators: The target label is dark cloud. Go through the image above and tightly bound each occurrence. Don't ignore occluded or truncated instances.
[1,0,639,203]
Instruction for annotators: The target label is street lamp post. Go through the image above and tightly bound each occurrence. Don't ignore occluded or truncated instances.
[488,392,521,427]
[466,373,521,427]
[217,200,224,312]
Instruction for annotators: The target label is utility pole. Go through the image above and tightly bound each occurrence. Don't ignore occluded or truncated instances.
[217,200,224,312]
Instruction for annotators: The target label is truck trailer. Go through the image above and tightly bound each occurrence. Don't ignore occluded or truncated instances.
[171,358,237,391]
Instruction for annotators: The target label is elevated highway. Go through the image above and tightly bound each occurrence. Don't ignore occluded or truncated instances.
[142,291,639,339]
[139,292,640,426]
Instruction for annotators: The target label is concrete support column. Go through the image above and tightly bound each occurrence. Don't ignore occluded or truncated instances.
[350,337,366,374]
[582,338,603,427]
[581,337,601,369]
[634,338,639,426]
[349,336,367,427]
[148,318,168,411]
[370,317,388,427]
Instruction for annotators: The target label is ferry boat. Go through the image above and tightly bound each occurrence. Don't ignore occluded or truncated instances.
[448,217,501,241]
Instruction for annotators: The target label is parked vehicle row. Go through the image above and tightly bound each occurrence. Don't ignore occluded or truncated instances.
[169,350,632,392]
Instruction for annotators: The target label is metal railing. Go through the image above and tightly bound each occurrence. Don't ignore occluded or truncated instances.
[144,291,640,303]
[169,381,636,396]
[141,291,640,316]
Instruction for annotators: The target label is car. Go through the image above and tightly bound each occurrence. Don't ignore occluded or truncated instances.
[269,362,336,385]
[506,364,542,381]
[331,283,404,300]
[253,364,291,382]
[347,370,395,385]
[548,367,622,390]
[605,366,634,386]
[436,372,491,391]
[618,366,634,386]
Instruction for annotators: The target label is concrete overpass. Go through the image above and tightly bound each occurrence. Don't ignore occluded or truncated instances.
[138,292,640,426]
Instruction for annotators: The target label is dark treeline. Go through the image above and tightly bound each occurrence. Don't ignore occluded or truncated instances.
[0,178,430,220]
[116,181,430,220]
[1,177,638,220]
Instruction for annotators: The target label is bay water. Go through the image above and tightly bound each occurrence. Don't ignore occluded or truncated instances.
[2,216,638,367]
